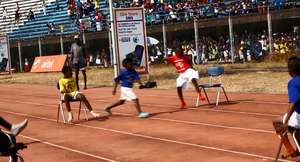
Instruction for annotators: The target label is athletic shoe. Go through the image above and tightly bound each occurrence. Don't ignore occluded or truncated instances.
[10,119,28,136]
[104,108,112,115]
[198,93,205,101]
[180,101,186,109]
[138,112,150,118]
[67,113,73,123]
[90,111,100,118]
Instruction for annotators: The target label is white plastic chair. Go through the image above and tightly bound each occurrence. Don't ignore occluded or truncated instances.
[56,83,89,123]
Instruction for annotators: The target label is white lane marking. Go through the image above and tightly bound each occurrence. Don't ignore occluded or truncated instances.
[19,135,119,162]
[112,112,275,134]
[0,98,281,118]
[0,109,292,162]
[0,100,276,134]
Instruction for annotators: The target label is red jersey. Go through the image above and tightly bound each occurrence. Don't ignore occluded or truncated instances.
[167,55,191,73]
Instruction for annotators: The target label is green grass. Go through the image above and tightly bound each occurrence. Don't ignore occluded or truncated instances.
[0,62,290,94]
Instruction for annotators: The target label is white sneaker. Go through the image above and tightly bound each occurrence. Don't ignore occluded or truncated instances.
[67,113,73,123]
[90,111,100,118]
[10,119,28,136]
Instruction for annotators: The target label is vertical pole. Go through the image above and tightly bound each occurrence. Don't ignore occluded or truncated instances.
[108,27,113,67]
[194,18,199,64]
[38,37,42,56]
[17,40,23,72]
[162,19,167,56]
[229,15,235,64]
[267,7,273,54]
[109,0,117,77]
[7,35,12,74]
[82,30,86,45]
[60,34,64,54]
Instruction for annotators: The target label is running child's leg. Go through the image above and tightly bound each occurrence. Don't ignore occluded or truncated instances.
[191,78,205,101]
[133,98,142,114]
[133,99,149,118]
[76,93,99,117]
[177,87,186,109]
[104,100,126,115]
[0,116,12,130]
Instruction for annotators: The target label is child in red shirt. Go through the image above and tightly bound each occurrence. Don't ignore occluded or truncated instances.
[166,46,205,109]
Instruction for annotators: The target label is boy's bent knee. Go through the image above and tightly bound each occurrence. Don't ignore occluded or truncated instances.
[273,116,286,134]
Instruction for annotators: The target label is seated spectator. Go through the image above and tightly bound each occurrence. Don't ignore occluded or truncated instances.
[27,10,35,21]
[2,7,7,22]
[59,66,100,122]
[47,22,56,34]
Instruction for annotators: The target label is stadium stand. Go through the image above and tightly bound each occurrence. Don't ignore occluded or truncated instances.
[0,0,79,40]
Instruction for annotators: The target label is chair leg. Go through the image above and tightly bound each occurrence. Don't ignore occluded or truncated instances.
[60,103,66,124]
[78,101,82,120]
[202,88,210,104]
[222,86,230,103]
[57,104,60,123]
[83,103,89,120]
[196,89,200,107]
[293,131,300,151]
[275,136,285,162]
[216,87,221,106]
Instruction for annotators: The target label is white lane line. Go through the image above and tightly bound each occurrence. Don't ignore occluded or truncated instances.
[112,112,275,134]
[0,100,276,134]
[0,109,292,162]
[0,97,281,118]
[18,135,119,162]
[0,91,289,106]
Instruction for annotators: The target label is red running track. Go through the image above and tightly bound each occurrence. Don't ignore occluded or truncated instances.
[0,84,298,162]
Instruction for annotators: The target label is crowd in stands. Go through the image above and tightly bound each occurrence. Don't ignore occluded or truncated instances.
[67,0,105,32]
[148,29,300,64]
[116,0,299,25]
[64,0,299,32]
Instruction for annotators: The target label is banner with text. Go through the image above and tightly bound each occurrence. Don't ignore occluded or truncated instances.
[114,8,149,74]
[31,55,67,73]
[0,35,10,72]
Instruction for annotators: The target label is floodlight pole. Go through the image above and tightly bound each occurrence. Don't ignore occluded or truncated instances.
[109,0,117,77]
[108,25,113,67]
[60,34,64,54]
[38,37,42,56]
[194,18,199,64]
[17,40,23,72]
[162,19,167,56]
[228,15,234,64]
[7,35,12,74]
[267,6,273,54]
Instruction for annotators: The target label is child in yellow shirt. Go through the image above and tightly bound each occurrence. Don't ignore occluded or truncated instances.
[59,66,99,122]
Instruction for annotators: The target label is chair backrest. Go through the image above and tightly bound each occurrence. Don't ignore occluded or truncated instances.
[207,66,224,85]
[207,66,224,76]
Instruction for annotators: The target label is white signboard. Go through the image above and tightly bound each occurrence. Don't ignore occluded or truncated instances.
[0,35,10,72]
[114,8,149,74]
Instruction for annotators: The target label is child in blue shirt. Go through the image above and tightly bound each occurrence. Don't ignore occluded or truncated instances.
[273,56,300,158]
[104,58,150,118]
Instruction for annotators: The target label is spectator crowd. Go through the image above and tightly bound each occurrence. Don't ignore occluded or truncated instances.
[148,29,300,64]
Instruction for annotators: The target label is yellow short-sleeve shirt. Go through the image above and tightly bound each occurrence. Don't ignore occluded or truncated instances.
[58,77,78,96]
